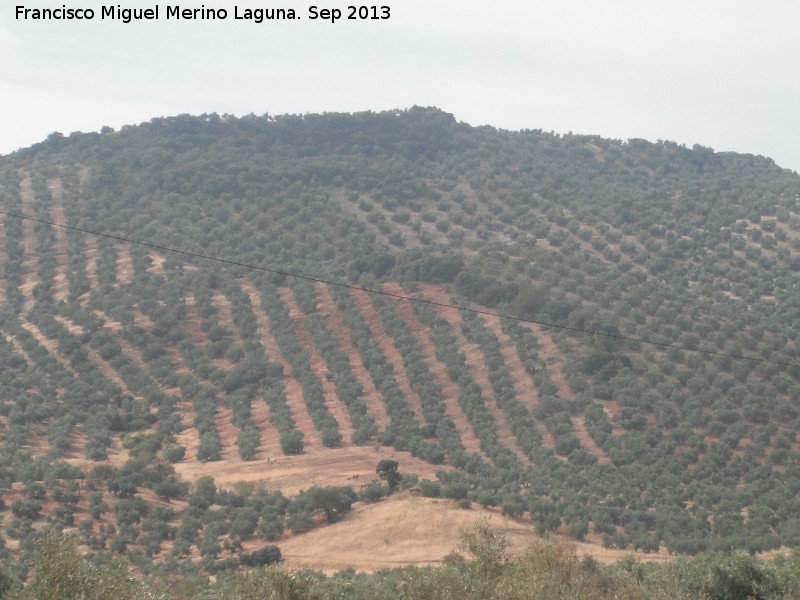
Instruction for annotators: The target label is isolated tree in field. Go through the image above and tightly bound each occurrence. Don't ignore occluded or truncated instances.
[376,459,401,492]
[190,475,217,510]
[239,545,281,567]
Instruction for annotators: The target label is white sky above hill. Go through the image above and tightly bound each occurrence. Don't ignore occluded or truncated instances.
[1,0,798,172]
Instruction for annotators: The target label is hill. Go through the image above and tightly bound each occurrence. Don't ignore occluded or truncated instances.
[1,107,800,577]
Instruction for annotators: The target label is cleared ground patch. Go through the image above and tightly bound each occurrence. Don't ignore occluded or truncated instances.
[279,492,671,573]
[172,445,444,497]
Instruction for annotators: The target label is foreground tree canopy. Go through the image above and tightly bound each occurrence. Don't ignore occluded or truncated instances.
[11,528,800,600]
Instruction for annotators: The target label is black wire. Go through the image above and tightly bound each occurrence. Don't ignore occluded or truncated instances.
[1,208,798,369]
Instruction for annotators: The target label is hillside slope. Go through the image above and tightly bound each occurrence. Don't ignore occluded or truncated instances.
[1,108,800,575]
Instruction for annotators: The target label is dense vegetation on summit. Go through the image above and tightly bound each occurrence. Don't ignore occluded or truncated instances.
[0,108,800,583]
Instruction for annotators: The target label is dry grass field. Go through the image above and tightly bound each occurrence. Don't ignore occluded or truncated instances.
[278,492,672,573]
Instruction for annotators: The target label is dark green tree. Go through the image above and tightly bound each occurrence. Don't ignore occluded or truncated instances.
[376,459,401,492]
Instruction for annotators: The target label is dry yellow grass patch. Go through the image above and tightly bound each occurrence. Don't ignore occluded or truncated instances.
[278,492,673,573]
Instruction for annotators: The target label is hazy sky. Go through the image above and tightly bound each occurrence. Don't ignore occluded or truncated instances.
[2,0,799,171]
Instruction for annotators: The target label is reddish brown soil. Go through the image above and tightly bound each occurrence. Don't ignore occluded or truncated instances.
[248,396,284,459]
[174,398,201,462]
[181,293,211,349]
[383,282,490,463]
[115,243,134,285]
[54,314,141,400]
[47,178,70,302]
[201,292,237,371]
[599,399,624,437]
[92,310,160,379]
[418,285,532,465]
[211,292,238,338]
[18,319,74,372]
[20,423,51,456]
[526,324,571,397]
[239,280,324,451]
[207,289,286,460]
[132,309,155,330]
[163,344,191,376]
[604,399,621,421]
[147,252,166,275]
[17,174,38,313]
[214,404,238,460]
[0,220,6,304]
[61,427,129,468]
[480,313,557,453]
[278,287,355,445]
[134,316,225,465]
[569,413,611,463]
[315,283,390,432]
[348,287,427,426]
[4,335,35,374]
[63,426,88,461]
[84,236,99,292]
[522,323,611,464]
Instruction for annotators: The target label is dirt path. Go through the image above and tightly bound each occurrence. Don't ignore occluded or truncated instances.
[481,314,557,453]
[278,287,356,446]
[348,288,427,426]
[522,324,611,464]
[384,282,490,463]
[239,280,323,452]
[418,285,532,465]
[315,284,390,432]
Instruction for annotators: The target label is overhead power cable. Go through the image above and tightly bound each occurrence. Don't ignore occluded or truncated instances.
[1,208,798,370]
